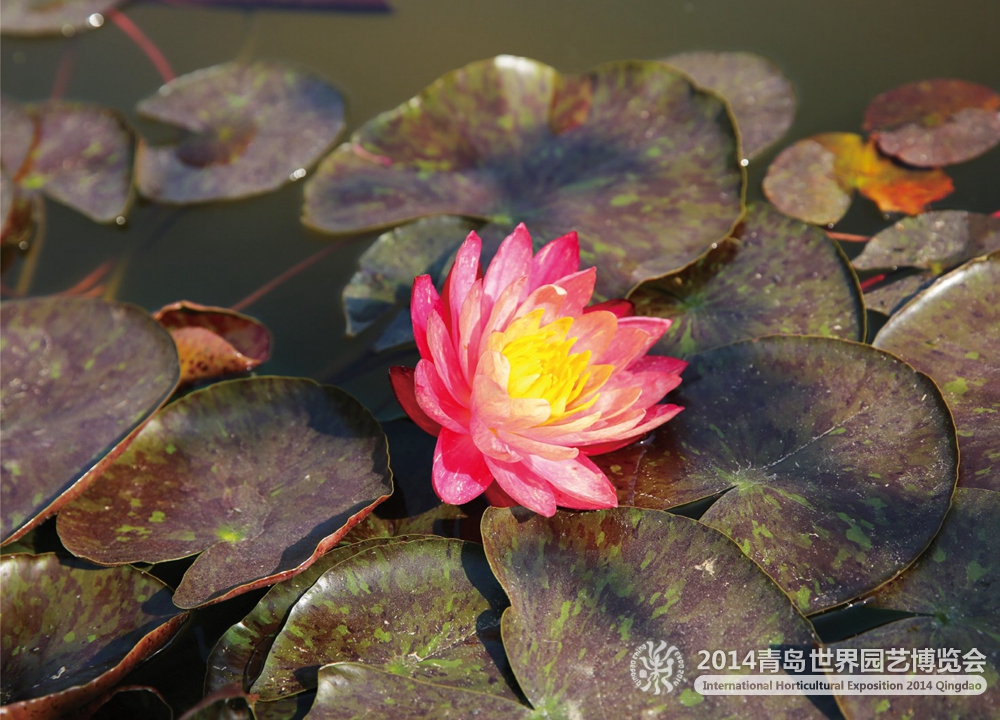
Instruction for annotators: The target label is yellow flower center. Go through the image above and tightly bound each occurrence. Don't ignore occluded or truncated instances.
[498,309,610,422]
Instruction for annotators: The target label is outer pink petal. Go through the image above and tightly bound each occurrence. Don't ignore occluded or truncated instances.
[616,316,673,359]
[484,482,519,507]
[528,231,579,290]
[389,366,441,437]
[621,368,683,408]
[523,454,617,510]
[426,311,469,405]
[433,428,493,504]
[551,267,597,317]
[457,278,485,382]
[414,360,468,434]
[578,437,639,456]
[628,355,688,376]
[442,231,483,333]
[483,223,533,306]
[411,275,440,360]
[585,298,634,318]
[485,457,557,517]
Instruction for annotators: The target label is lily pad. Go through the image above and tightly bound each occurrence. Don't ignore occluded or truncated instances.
[482,506,821,717]
[304,56,743,299]
[1,95,35,176]
[862,272,933,316]
[763,133,954,225]
[250,537,518,703]
[0,553,187,716]
[57,376,393,608]
[593,336,957,614]
[853,210,1000,274]
[154,301,273,386]
[135,61,345,204]
[79,685,173,720]
[874,254,1000,491]
[178,685,257,720]
[663,51,796,160]
[831,488,999,720]
[0,0,122,36]
[1,297,179,545]
[628,201,863,357]
[1,168,34,246]
[343,216,477,337]
[310,663,531,720]
[863,79,1000,167]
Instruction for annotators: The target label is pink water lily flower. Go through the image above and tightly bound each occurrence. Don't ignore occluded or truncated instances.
[390,224,686,517]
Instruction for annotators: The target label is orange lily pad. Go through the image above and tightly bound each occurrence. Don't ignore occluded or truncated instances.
[864,79,1000,167]
[153,301,272,386]
[763,132,954,225]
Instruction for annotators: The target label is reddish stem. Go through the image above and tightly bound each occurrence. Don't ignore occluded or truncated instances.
[50,40,79,101]
[231,244,339,312]
[107,10,176,84]
[859,273,887,292]
[826,231,869,244]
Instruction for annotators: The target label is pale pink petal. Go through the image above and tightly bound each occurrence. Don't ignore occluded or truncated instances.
[496,427,579,461]
[528,231,579,290]
[414,360,468,434]
[620,368,683,408]
[411,275,441,360]
[478,275,527,348]
[512,283,568,326]
[616,316,673,359]
[457,278,485,382]
[471,366,551,432]
[471,414,523,462]
[426,311,470,405]
[522,454,617,509]
[575,404,684,452]
[628,355,688,376]
[483,223,533,306]
[389,366,441,437]
[585,298,634,318]
[484,482,519,508]
[485,457,557,517]
[432,428,493,504]
[551,267,597,316]
[593,326,650,369]
[442,232,483,334]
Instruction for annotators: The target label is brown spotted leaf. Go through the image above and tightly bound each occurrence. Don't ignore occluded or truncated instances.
[629,201,863,357]
[1,297,179,545]
[154,301,272,386]
[57,376,392,608]
[135,61,345,204]
[304,56,743,299]
[0,553,187,717]
[874,254,1000,491]
[864,79,1000,167]
[593,336,957,614]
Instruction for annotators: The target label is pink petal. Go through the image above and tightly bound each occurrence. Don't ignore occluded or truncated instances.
[414,359,468,434]
[496,427,579,461]
[483,223,533,306]
[426,311,470,405]
[563,309,618,360]
[523,454,617,509]
[551,267,597,316]
[621,402,684,436]
[594,326,650,369]
[478,275,527,348]
[411,275,441,360]
[585,298,634,318]
[442,231,483,334]
[512,283,568,326]
[432,428,493,504]
[485,457,557,517]
[484,482,519,508]
[616,316,673,359]
[457,278,485,382]
[628,355,688,376]
[471,414,523,463]
[622,368,683,408]
[528,231,579,291]
[578,437,639,456]
[389,366,441,437]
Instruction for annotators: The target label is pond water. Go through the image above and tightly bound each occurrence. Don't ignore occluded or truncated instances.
[3,0,999,416]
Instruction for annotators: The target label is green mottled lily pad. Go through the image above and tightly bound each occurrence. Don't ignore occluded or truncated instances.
[304,56,743,299]
[832,488,998,720]
[863,79,1000,167]
[310,663,531,719]
[135,61,345,204]
[629,201,863,357]
[0,0,123,36]
[57,376,392,608]
[593,336,957,614]
[663,51,796,160]
[862,272,933,316]
[874,254,999,491]
[343,216,477,337]
[482,507,821,717]
[0,553,187,717]
[250,537,519,703]
[1,297,179,545]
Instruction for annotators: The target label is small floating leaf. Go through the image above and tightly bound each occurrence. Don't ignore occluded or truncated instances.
[854,210,1000,273]
[864,79,1000,166]
[0,0,125,36]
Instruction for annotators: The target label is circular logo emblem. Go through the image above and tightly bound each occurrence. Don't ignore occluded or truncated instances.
[630,640,685,694]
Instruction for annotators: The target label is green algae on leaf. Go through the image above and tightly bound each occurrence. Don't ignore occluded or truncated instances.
[304,55,743,299]
[863,79,1000,167]
[57,376,392,608]
[482,506,821,718]
[250,537,519,703]
[874,254,1000,491]
[0,553,187,717]
[831,488,999,720]
[593,336,957,614]
[663,51,796,160]
[0,297,180,545]
[135,61,345,204]
[154,301,272,386]
[629,201,863,357]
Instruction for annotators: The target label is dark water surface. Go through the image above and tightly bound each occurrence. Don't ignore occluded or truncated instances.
[3,0,999,413]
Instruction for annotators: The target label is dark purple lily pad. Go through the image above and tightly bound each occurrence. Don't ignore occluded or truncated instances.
[664,51,796,160]
[343,216,477,337]
[304,56,743,299]
[135,61,345,204]
[863,79,1000,167]
[854,210,1000,274]
[863,272,934,316]
[593,336,957,614]
[57,376,393,608]
[1,297,179,545]
[250,537,519,703]
[874,254,999,491]
[831,488,999,720]
[177,685,257,720]
[0,553,187,717]
[482,507,821,717]
[310,663,531,720]
[628,201,864,357]
[0,0,123,36]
